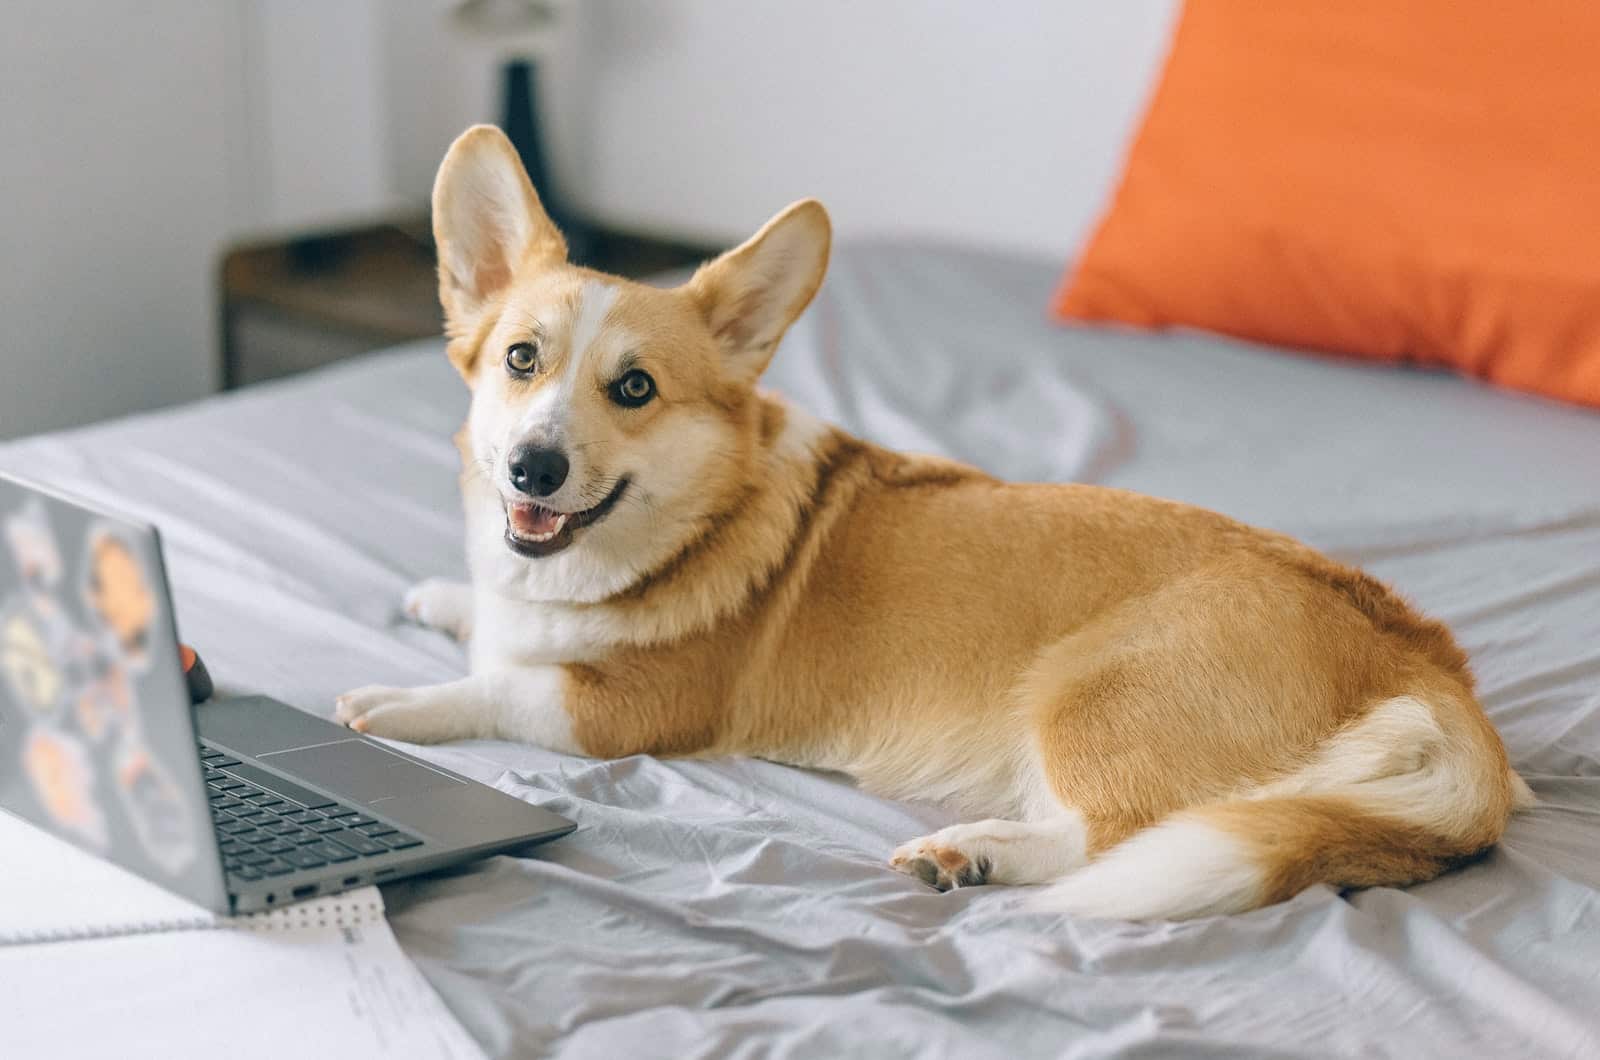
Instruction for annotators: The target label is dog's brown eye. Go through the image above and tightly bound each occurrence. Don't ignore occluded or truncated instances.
[506,342,538,375]
[612,369,656,408]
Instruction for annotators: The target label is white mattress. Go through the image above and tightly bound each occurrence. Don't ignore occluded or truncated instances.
[3,242,1598,1057]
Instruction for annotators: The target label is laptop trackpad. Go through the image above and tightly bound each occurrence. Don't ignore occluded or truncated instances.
[259,739,464,803]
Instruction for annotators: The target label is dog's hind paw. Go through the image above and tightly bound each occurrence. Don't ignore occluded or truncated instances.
[402,578,473,640]
[889,834,992,891]
[890,817,1090,891]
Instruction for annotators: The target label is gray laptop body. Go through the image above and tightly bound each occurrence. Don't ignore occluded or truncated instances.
[0,472,573,914]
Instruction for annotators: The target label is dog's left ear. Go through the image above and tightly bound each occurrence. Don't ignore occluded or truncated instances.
[687,200,831,384]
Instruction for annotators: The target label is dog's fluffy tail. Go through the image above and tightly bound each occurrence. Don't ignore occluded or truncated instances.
[1034,695,1533,921]
[1032,796,1475,921]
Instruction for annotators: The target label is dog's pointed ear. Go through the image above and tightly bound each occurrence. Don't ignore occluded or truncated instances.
[432,125,567,334]
[686,199,831,384]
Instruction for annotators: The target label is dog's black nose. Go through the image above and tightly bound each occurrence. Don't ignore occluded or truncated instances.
[508,445,569,497]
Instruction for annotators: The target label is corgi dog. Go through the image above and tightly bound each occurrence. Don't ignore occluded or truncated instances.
[336,125,1531,920]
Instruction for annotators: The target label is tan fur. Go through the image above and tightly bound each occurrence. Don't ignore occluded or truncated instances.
[355,126,1529,919]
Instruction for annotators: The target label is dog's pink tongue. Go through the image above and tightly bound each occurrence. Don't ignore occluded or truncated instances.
[510,503,563,536]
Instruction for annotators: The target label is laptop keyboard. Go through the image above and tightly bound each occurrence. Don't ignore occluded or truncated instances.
[199,744,423,882]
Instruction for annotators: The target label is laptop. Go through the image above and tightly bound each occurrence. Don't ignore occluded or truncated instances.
[0,471,573,914]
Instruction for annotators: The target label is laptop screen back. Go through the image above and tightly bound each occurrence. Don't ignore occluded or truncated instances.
[0,474,227,912]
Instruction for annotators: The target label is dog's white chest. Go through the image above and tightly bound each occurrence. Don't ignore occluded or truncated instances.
[467,590,620,672]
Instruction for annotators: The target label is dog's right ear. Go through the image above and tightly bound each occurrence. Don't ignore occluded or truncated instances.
[432,125,567,349]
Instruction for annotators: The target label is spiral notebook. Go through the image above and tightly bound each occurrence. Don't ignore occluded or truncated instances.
[0,811,486,1060]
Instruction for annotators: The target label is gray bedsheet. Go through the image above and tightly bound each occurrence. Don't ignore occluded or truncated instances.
[3,242,1598,1057]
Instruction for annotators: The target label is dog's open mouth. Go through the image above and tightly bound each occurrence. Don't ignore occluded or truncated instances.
[504,478,630,557]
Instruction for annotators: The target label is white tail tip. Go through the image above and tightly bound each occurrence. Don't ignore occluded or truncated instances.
[1032,816,1263,921]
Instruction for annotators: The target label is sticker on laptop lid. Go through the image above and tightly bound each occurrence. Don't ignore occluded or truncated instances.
[0,497,198,876]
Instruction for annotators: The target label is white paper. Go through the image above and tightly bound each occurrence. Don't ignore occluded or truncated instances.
[0,922,485,1060]
[0,811,486,1059]
[0,809,218,940]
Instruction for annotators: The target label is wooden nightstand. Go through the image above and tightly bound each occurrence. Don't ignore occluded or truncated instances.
[219,215,716,389]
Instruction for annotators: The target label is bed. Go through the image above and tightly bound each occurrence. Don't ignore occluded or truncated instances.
[3,242,1597,1057]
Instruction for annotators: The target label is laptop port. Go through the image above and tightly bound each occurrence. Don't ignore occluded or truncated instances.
[374,867,398,879]
[265,893,276,904]
[292,884,318,899]
[342,875,361,887]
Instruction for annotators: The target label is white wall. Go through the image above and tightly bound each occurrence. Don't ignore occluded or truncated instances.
[552,0,1179,258]
[0,1,401,440]
[231,0,399,236]
[0,2,233,439]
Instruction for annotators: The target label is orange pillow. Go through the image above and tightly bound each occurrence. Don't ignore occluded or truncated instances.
[1054,1,1600,409]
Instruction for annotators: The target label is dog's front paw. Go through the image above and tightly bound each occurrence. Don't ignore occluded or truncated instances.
[889,833,992,892]
[402,578,473,640]
[335,684,456,744]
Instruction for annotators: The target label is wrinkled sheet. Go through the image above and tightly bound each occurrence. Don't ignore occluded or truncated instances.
[2,242,1598,1057]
